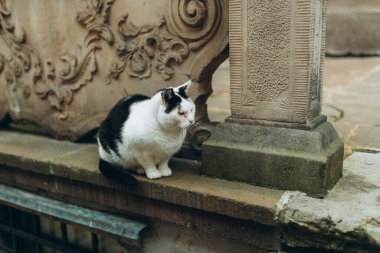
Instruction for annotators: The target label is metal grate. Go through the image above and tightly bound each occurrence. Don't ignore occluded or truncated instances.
[0,205,100,253]
[0,184,147,253]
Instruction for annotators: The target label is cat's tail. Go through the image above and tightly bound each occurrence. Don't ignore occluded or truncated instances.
[99,159,138,186]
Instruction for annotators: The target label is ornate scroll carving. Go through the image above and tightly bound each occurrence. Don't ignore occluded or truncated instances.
[166,0,222,50]
[77,0,115,46]
[0,0,114,120]
[107,0,223,83]
[0,0,35,100]
[0,0,228,141]
[188,122,214,153]
[108,16,189,82]
[33,52,98,120]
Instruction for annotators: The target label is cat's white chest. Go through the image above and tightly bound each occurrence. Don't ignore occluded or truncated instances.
[155,131,184,153]
[118,103,185,166]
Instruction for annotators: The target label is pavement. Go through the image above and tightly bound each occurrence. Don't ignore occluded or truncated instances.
[209,57,380,157]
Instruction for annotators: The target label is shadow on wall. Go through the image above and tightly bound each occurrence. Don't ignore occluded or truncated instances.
[209,59,231,122]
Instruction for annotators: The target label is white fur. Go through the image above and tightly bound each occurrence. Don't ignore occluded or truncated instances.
[98,81,195,179]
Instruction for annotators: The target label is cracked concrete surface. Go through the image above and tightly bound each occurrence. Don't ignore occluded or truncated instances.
[276,152,380,253]
[323,59,380,157]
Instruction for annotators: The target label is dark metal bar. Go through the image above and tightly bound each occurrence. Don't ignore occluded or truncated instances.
[33,216,42,253]
[0,184,146,244]
[91,233,99,253]
[61,223,68,245]
[7,208,17,253]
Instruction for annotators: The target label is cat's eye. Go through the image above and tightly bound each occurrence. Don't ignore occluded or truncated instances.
[178,111,185,116]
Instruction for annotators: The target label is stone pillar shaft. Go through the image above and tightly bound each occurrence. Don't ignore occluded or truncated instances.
[229,0,326,127]
[203,0,344,197]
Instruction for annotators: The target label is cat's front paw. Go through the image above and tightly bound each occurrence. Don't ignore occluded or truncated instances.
[159,167,172,177]
[146,169,161,179]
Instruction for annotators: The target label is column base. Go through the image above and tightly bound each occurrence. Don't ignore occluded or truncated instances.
[202,120,344,198]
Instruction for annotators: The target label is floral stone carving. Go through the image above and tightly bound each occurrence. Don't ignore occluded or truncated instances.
[108,15,190,82]
[0,0,228,141]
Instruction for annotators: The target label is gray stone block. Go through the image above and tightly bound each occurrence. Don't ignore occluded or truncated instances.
[326,1,380,56]
[202,121,344,198]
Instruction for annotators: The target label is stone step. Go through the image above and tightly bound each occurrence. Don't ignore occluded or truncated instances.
[326,0,380,56]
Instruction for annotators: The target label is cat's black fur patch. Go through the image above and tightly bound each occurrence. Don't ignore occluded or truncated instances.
[98,94,149,156]
[162,89,182,113]
[99,159,138,186]
[177,85,189,99]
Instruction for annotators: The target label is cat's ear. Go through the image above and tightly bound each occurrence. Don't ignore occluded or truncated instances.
[177,79,192,97]
[161,88,174,104]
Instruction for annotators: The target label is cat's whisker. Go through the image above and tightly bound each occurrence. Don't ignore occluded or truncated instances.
[188,122,200,129]
[195,117,206,123]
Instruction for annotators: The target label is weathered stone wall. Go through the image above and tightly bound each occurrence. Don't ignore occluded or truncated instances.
[0,0,228,140]
[143,222,265,253]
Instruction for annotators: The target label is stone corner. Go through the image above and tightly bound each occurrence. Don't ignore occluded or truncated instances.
[202,120,344,197]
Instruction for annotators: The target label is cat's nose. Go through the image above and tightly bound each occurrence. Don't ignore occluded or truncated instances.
[189,120,194,124]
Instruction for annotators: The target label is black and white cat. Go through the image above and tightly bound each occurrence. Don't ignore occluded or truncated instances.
[97,80,195,185]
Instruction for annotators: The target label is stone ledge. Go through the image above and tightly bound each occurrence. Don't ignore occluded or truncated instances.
[0,130,284,249]
[0,130,379,252]
[0,130,283,226]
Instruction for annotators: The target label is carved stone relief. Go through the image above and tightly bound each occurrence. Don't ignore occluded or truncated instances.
[108,16,190,82]
[166,0,222,50]
[247,0,291,102]
[229,0,326,125]
[0,0,228,140]
[0,0,107,120]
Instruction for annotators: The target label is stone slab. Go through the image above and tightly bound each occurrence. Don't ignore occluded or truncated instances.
[203,121,344,197]
[277,152,380,252]
[0,166,281,250]
[326,5,380,56]
[0,130,283,227]
[0,131,379,251]
[0,0,229,140]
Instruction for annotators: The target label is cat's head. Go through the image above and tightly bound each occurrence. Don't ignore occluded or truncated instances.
[158,80,195,130]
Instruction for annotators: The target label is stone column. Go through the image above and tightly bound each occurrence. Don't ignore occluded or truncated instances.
[203,0,344,197]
